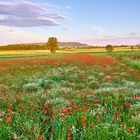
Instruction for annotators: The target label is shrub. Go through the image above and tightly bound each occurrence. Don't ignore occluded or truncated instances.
[106,45,114,52]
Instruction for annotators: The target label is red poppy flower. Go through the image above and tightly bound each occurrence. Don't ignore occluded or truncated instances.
[112,118,117,121]
[117,89,122,92]
[27,93,30,97]
[29,113,32,117]
[31,125,34,129]
[118,105,123,109]
[6,109,12,113]
[90,124,94,129]
[126,102,131,107]
[7,104,12,107]
[5,97,9,101]
[43,106,47,111]
[38,137,43,140]
[6,117,11,123]
[114,112,121,117]
[74,106,80,110]
[81,119,85,125]
[68,137,72,140]
[0,114,2,117]
[83,107,87,112]
[129,127,133,134]
[122,124,125,129]
[104,109,108,113]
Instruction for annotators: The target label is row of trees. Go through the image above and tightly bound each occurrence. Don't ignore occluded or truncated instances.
[105,45,140,52]
[0,37,59,53]
[0,44,48,50]
[0,37,140,53]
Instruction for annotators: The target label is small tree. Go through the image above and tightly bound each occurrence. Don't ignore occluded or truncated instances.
[47,37,58,53]
[106,45,114,52]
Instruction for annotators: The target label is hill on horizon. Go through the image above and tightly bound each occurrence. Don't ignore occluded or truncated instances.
[0,42,89,47]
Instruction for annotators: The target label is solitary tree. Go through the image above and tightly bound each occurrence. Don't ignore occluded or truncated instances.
[106,45,114,52]
[47,37,58,53]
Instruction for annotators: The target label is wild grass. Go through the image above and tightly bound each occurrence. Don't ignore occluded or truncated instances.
[0,59,140,140]
[110,51,140,70]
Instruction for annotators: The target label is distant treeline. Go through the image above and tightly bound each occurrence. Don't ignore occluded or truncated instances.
[0,44,49,50]
[88,45,140,48]
[0,44,140,50]
[61,45,140,49]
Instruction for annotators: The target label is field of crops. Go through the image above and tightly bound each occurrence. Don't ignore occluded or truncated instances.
[0,54,140,140]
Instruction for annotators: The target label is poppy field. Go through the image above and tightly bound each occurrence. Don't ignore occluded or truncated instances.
[0,54,140,140]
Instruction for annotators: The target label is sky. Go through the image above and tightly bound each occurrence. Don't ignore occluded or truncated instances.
[0,0,140,46]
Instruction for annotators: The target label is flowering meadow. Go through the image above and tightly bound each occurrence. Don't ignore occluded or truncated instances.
[0,54,140,140]
[111,51,140,71]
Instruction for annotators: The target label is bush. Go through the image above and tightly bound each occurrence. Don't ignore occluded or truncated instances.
[106,45,114,52]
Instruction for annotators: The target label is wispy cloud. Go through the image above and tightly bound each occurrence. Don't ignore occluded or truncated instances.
[0,1,66,27]
[83,33,140,46]
[128,33,137,36]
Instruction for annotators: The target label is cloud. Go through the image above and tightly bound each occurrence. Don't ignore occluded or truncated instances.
[0,1,66,27]
[128,33,137,36]
[83,33,140,46]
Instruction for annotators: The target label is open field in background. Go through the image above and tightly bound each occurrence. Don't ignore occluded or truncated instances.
[0,50,68,59]
[0,50,140,140]
[0,48,139,71]
[0,47,140,59]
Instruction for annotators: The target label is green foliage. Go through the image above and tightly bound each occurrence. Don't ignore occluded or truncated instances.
[47,37,59,54]
[0,57,140,139]
[111,51,140,70]
[106,45,114,52]
[0,44,48,50]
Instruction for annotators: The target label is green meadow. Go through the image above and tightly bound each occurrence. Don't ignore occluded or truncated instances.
[0,49,140,140]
